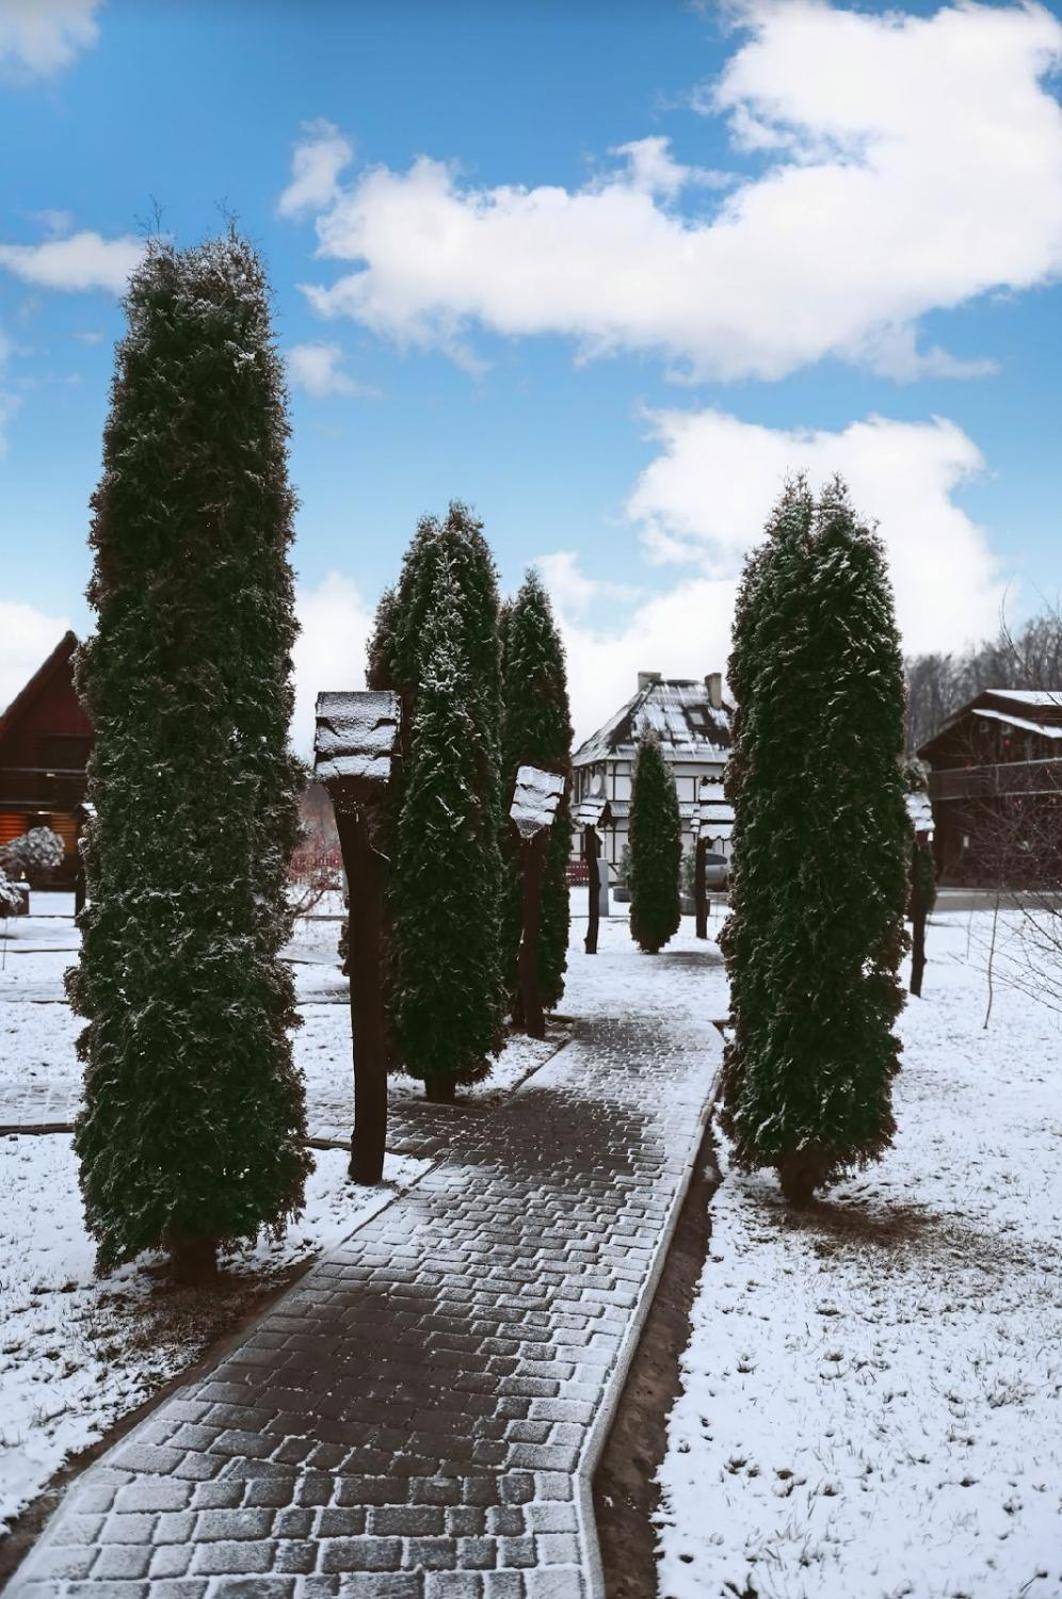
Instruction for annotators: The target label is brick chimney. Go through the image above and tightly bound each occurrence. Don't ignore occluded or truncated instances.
[706,671,723,709]
[637,671,662,691]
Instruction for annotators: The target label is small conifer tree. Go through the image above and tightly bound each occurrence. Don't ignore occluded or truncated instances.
[720,478,908,1205]
[628,733,682,953]
[71,233,309,1278]
[500,571,573,1009]
[389,560,505,1097]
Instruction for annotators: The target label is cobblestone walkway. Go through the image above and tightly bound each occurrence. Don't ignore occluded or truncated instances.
[11,1001,719,1599]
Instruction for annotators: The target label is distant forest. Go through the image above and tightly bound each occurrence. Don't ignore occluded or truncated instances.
[905,605,1062,753]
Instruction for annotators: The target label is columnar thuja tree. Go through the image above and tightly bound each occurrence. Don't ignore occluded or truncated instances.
[378,503,506,1097]
[71,234,310,1279]
[389,560,505,1098]
[628,732,682,953]
[720,477,908,1206]
[501,571,573,1012]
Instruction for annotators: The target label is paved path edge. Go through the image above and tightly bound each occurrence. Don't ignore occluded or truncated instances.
[575,1063,723,1599]
[7,1033,579,1590]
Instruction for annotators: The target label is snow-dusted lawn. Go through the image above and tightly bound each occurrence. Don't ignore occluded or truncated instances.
[0,902,565,1136]
[657,909,1062,1599]
[0,1137,425,1533]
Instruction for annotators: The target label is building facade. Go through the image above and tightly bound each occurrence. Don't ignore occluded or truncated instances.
[0,632,92,887]
[918,688,1062,884]
[571,672,733,878]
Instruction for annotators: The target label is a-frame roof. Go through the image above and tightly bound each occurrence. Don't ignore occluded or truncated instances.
[0,631,80,748]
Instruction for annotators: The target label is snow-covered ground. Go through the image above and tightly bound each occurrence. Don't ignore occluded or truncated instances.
[657,908,1062,1599]
[0,901,564,1136]
[0,897,574,1535]
[0,1138,425,1533]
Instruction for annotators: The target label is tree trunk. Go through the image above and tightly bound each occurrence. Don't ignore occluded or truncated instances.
[777,1151,825,1209]
[425,1076,456,1104]
[337,809,389,1185]
[694,835,708,940]
[584,826,600,955]
[519,831,549,1039]
[169,1234,219,1285]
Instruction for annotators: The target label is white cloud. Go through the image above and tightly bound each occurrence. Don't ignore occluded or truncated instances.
[300,3,1062,381]
[544,565,739,744]
[0,0,100,79]
[0,230,143,293]
[278,120,355,221]
[0,600,72,714]
[543,407,1007,741]
[286,342,375,399]
[292,572,374,755]
[533,551,639,619]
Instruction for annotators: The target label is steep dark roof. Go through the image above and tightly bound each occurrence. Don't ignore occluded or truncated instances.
[573,677,732,768]
[0,630,80,744]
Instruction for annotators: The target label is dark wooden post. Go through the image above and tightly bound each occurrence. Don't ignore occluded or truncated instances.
[519,830,549,1039]
[906,792,934,1000]
[694,832,708,940]
[511,765,565,1039]
[910,839,929,999]
[584,824,600,955]
[335,804,389,1181]
[315,691,400,1185]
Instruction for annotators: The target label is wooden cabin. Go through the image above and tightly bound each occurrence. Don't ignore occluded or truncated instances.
[0,632,92,886]
[918,689,1062,884]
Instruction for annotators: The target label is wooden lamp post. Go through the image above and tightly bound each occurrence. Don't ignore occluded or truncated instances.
[314,690,400,1185]
[510,765,565,1039]
[693,777,734,940]
[906,790,934,998]
[573,792,612,955]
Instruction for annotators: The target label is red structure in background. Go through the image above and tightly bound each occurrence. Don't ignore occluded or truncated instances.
[0,632,92,887]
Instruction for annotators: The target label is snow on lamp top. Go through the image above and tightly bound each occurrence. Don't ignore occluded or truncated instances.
[510,766,565,838]
[905,791,934,837]
[314,690,400,788]
[573,793,611,829]
[695,777,734,842]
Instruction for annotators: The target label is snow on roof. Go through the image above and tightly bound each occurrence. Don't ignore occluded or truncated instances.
[573,677,732,768]
[314,690,400,786]
[984,690,1062,706]
[510,766,565,838]
[973,707,1062,741]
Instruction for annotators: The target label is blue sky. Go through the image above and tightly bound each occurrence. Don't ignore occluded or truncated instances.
[1,0,1060,742]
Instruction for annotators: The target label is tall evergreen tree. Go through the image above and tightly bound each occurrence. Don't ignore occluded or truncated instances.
[719,480,816,1163]
[389,560,505,1097]
[628,733,682,954]
[382,503,506,1094]
[70,233,309,1278]
[720,478,908,1205]
[500,571,573,1010]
